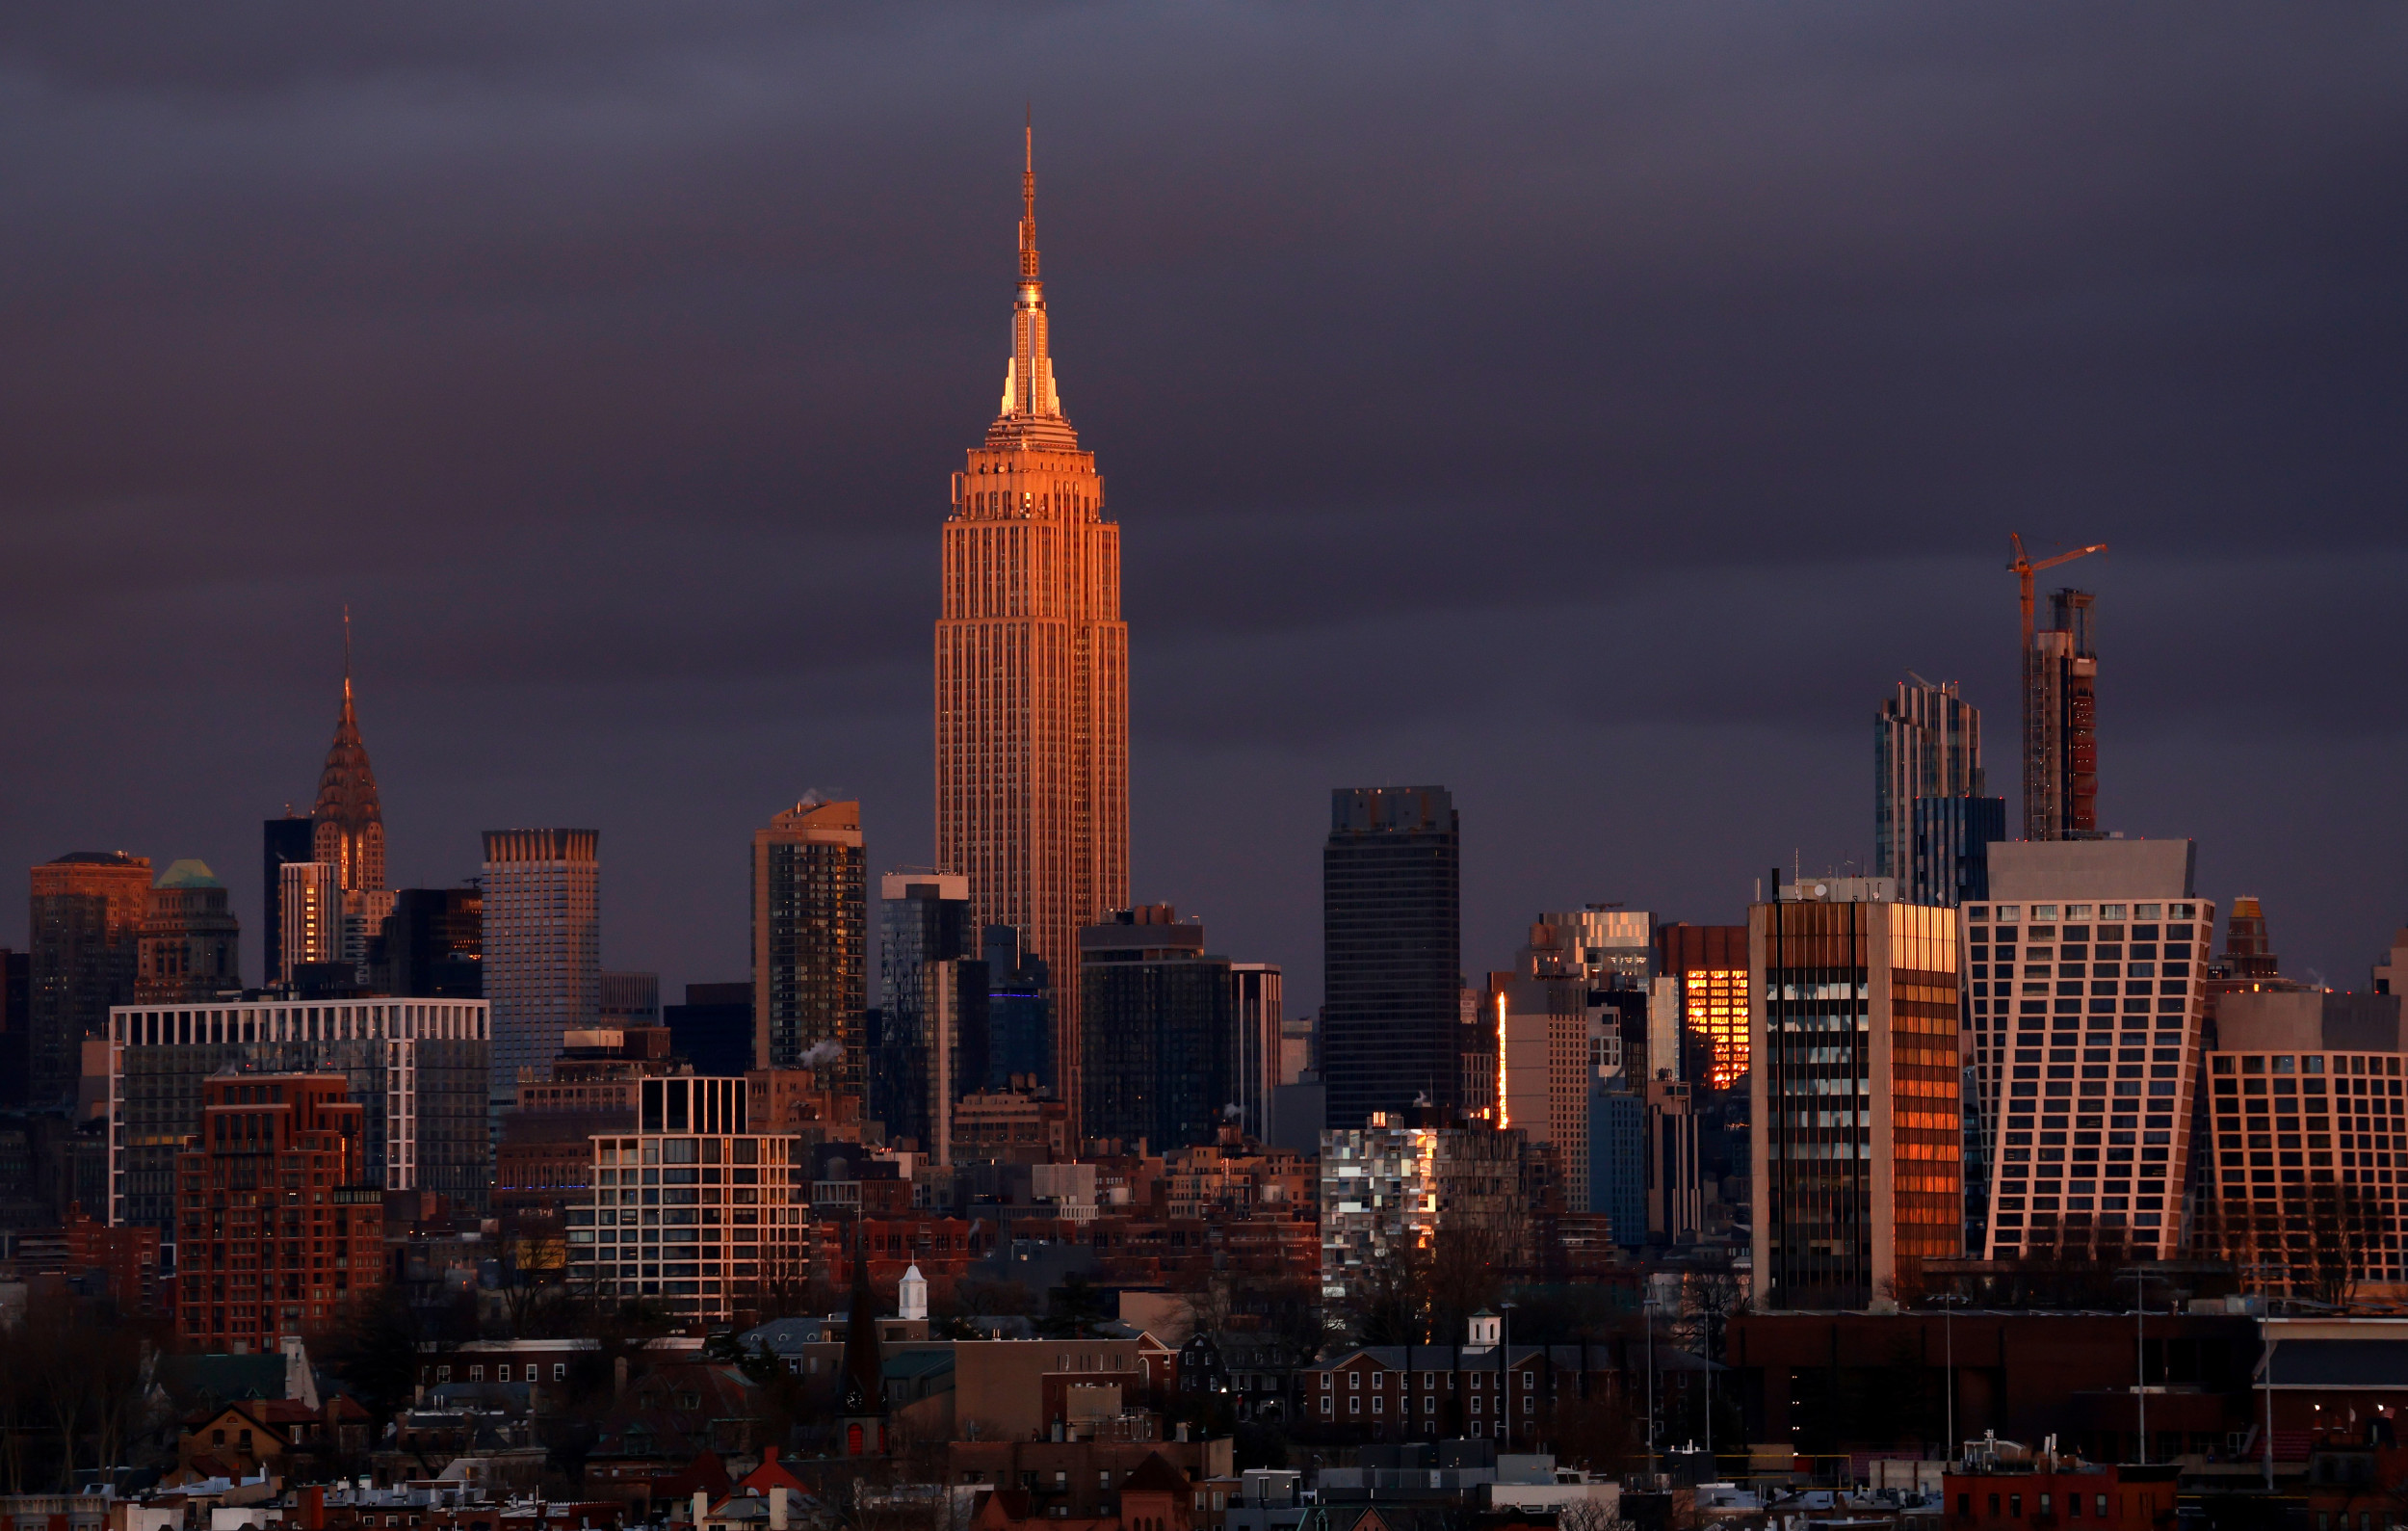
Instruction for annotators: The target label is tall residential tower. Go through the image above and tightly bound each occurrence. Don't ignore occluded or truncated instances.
[750,799,868,1086]
[934,129,1129,1132]
[482,829,600,1106]
[1322,786,1463,1130]
[1873,676,1984,886]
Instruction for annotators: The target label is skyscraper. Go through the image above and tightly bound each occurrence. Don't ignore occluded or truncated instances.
[313,636,386,896]
[482,829,600,1107]
[1749,877,1962,1310]
[1081,905,1236,1154]
[750,799,868,1085]
[374,885,484,997]
[1230,962,1284,1142]
[136,859,241,1002]
[934,130,1129,1136]
[2026,588,2100,841]
[261,813,314,986]
[876,872,985,1158]
[1961,839,2210,1263]
[277,860,342,983]
[1909,794,2008,909]
[1875,676,1985,886]
[29,851,151,1108]
[1656,923,1749,1091]
[1322,786,1463,1130]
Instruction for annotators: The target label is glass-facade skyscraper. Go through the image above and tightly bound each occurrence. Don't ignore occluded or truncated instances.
[1874,676,1984,887]
[876,872,985,1157]
[1080,906,1234,1153]
[1322,785,1463,1132]
[749,799,867,1087]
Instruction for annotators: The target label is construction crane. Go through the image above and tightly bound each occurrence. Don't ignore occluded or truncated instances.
[2010,533,2107,840]
[2008,532,2107,653]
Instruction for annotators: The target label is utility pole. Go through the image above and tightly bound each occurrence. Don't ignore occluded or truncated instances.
[1643,1293,1661,1481]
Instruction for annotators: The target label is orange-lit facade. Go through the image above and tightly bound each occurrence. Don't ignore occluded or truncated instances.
[1660,924,1749,1090]
[935,131,1128,1128]
[175,1072,383,1353]
[1749,889,1960,1308]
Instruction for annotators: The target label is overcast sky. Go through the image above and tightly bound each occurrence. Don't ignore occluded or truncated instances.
[3,4,2404,1010]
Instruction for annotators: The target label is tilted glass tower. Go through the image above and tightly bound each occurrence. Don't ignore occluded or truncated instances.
[935,127,1129,1134]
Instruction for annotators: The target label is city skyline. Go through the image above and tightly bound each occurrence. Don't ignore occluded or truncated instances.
[2,9,2403,1013]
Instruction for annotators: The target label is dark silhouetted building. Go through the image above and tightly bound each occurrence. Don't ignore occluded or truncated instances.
[1081,905,1235,1154]
[751,798,867,1086]
[1322,786,1462,1131]
[374,885,484,997]
[667,982,755,1076]
[982,924,1051,1092]
[1875,676,1984,886]
[1910,795,2007,908]
[0,949,27,1109]
[29,851,151,1109]
[877,872,987,1159]
[600,971,659,1026]
[261,814,315,987]
[137,859,241,1002]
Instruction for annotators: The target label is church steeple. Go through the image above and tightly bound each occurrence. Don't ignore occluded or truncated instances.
[989,119,1079,451]
[311,611,386,893]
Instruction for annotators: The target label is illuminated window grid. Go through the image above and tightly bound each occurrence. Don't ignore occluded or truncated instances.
[1687,967,1748,1089]
[2205,1050,2407,1298]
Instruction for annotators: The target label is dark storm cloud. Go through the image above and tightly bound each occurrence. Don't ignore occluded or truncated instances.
[2,3,2403,1002]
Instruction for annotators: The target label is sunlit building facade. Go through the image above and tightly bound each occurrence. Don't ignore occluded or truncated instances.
[1658,924,1749,1091]
[1964,839,2210,1262]
[1750,880,1961,1310]
[1875,676,1984,886]
[563,1074,809,1320]
[107,994,491,1227]
[483,829,601,1107]
[751,799,868,1085]
[934,133,1128,1135]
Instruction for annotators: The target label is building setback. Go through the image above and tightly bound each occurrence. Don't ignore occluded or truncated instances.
[1750,878,1961,1310]
[751,799,867,1085]
[1322,786,1464,1132]
[175,1071,384,1353]
[934,132,1129,1140]
[106,995,492,1227]
[483,829,600,1108]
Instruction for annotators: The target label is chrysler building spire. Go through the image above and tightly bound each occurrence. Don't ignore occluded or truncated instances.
[992,119,1076,449]
[312,612,386,893]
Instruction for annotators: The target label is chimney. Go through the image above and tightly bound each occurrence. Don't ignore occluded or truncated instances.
[301,1486,327,1531]
[693,1491,709,1527]
[614,1355,629,1396]
[771,1489,787,1531]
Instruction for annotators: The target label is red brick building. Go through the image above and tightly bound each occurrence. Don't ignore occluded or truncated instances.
[174,1071,384,1352]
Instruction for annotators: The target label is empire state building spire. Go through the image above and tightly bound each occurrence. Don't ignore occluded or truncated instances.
[938,126,1129,1136]
[990,119,1078,450]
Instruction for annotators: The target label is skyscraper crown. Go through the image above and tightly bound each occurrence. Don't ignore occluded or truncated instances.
[312,614,386,891]
[987,120,1080,452]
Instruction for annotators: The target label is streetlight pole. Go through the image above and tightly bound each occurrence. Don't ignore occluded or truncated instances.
[1935,1289,1969,1462]
[2117,1269,2156,1464]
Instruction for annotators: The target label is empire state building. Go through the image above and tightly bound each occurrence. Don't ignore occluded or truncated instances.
[935,130,1129,1129]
